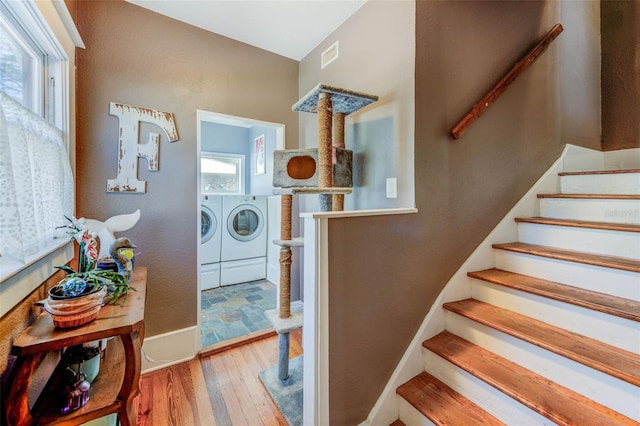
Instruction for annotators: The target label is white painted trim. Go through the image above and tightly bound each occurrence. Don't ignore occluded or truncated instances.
[141,326,198,374]
[195,111,204,352]
[301,207,418,219]
[604,147,640,170]
[303,216,330,426]
[195,109,287,351]
[363,144,594,425]
[0,240,73,317]
[197,109,287,133]
[50,0,84,49]
[562,144,606,172]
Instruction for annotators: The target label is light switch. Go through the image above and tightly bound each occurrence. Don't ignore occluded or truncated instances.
[386,177,397,198]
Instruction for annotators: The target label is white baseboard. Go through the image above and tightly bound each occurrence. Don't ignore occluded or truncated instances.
[267,262,279,284]
[141,326,198,374]
[604,147,640,169]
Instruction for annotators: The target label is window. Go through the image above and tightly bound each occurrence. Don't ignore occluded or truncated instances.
[0,0,82,316]
[0,8,43,113]
[201,152,245,195]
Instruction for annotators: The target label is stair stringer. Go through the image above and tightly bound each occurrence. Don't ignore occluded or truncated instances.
[359,144,611,426]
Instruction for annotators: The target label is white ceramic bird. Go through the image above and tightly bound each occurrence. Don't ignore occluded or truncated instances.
[82,210,141,260]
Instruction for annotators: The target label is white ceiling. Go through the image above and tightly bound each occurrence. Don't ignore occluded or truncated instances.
[125,0,367,61]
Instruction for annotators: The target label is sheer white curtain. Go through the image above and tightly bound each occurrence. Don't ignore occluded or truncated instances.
[0,91,74,264]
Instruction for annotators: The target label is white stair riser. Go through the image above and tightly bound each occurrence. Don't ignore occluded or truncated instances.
[493,250,640,301]
[560,173,640,195]
[539,198,640,224]
[517,222,640,259]
[470,280,640,353]
[422,349,549,425]
[397,398,435,426]
[445,313,640,421]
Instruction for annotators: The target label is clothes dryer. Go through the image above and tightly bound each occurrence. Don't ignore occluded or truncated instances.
[220,195,267,286]
[201,194,222,290]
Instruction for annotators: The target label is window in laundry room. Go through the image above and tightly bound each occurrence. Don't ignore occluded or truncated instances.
[201,152,245,195]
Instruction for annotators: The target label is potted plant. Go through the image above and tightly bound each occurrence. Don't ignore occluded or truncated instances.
[45,217,136,328]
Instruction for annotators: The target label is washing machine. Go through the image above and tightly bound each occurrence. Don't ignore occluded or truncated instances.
[220,195,267,286]
[201,194,222,290]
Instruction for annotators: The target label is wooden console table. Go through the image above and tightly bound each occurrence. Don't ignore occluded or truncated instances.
[4,267,147,426]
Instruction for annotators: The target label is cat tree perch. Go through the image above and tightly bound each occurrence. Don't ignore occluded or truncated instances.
[265,84,378,381]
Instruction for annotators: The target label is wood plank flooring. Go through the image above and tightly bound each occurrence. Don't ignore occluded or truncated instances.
[136,330,302,425]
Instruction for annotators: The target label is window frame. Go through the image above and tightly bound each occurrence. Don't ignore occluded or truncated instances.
[201,152,246,195]
[0,0,82,317]
[0,9,44,114]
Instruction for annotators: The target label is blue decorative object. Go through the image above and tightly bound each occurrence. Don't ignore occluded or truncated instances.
[61,277,88,297]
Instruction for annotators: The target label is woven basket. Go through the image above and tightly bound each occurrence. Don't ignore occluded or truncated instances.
[44,286,107,328]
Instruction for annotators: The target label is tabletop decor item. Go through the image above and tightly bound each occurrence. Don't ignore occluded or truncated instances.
[59,368,91,413]
[44,215,139,328]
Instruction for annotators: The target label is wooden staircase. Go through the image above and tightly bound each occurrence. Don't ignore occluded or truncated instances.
[395,169,640,425]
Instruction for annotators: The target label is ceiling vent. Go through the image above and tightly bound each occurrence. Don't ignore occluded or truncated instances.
[321,41,339,69]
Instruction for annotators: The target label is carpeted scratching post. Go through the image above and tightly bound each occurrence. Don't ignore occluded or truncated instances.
[279,194,292,319]
[332,112,346,211]
[317,92,333,212]
[278,194,292,379]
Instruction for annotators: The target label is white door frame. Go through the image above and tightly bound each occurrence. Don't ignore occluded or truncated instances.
[196,109,285,351]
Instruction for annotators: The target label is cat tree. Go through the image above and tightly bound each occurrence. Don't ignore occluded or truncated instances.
[265,84,378,381]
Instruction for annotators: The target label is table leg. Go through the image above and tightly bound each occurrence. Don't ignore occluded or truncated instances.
[117,330,142,426]
[4,352,44,426]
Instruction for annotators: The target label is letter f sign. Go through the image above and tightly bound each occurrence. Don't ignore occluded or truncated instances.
[107,102,179,193]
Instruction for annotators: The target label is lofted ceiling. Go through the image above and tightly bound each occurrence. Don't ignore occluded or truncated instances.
[125,0,367,61]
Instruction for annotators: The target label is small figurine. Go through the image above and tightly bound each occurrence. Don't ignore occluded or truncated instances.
[60,369,90,413]
[109,237,137,282]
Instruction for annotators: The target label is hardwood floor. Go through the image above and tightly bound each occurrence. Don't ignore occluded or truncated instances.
[136,330,303,425]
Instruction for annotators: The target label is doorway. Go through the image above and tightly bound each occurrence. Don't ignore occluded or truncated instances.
[196,110,284,351]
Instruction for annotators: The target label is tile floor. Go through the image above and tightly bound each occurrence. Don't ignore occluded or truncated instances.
[200,280,277,347]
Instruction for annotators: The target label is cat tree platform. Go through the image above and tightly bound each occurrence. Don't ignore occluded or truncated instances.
[265,301,304,334]
[273,187,353,195]
[293,83,379,115]
[273,238,304,248]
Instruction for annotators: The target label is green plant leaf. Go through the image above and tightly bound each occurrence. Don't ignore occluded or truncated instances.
[55,265,77,274]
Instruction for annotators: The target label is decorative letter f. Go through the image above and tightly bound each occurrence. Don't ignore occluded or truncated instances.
[107,102,179,193]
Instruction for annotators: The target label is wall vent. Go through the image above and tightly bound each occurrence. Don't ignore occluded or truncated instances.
[321,41,339,69]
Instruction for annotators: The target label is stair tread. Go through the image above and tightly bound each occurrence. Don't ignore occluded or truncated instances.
[492,242,640,272]
[537,193,640,199]
[423,331,637,425]
[468,268,640,322]
[397,371,505,426]
[559,169,640,176]
[515,217,640,233]
[443,298,640,386]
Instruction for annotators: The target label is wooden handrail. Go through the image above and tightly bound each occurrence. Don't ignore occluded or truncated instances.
[451,23,564,140]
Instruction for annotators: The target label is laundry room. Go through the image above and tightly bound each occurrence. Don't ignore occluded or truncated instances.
[198,111,286,350]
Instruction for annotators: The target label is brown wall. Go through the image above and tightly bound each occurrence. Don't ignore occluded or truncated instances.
[601,0,640,150]
[325,1,600,424]
[0,270,66,374]
[75,0,298,336]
